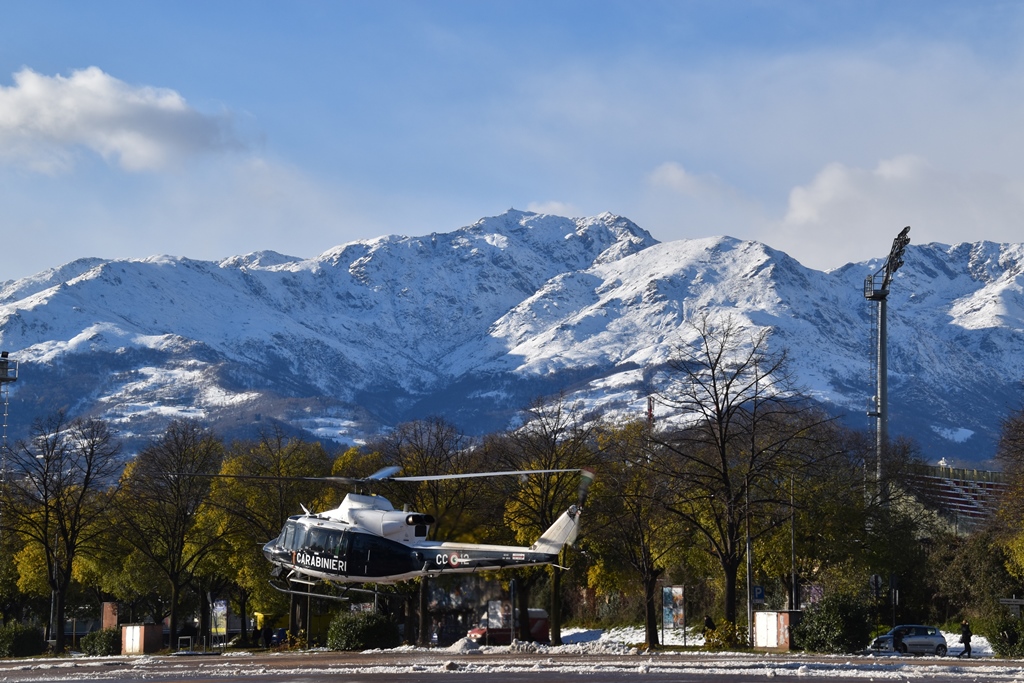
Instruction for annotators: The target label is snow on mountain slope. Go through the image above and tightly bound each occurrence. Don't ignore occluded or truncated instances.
[485,235,1024,464]
[0,211,657,447]
[1,211,1022,465]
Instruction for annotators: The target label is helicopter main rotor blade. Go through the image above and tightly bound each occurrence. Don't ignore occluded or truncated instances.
[175,473,369,485]
[391,468,581,482]
[366,465,402,480]
[172,467,585,485]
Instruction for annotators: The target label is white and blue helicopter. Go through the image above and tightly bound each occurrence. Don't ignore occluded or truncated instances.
[256,466,594,598]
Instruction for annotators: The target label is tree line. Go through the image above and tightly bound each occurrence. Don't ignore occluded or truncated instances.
[3,314,1024,654]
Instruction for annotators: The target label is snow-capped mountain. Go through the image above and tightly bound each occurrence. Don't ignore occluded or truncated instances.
[1,210,1021,466]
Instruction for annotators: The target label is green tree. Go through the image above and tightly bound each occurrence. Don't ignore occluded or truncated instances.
[793,592,872,653]
[490,395,596,645]
[105,548,171,624]
[929,527,1020,626]
[208,430,333,641]
[0,531,26,624]
[861,438,945,625]
[590,421,684,647]
[757,423,871,612]
[114,419,224,649]
[997,406,1024,583]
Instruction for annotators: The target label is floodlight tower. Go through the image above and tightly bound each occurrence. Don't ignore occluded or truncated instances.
[0,351,17,539]
[0,351,16,458]
[863,227,910,505]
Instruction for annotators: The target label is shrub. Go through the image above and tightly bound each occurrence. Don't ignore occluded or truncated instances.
[79,628,121,656]
[0,622,45,658]
[981,611,1024,658]
[327,611,400,651]
[792,594,871,654]
[703,621,749,650]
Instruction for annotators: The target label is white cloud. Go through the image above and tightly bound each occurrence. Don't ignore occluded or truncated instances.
[526,200,582,217]
[0,67,239,173]
[638,161,769,239]
[481,35,1024,271]
[648,162,729,199]
[763,155,1024,270]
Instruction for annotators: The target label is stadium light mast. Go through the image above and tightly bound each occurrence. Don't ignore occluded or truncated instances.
[0,351,18,540]
[863,227,910,506]
[0,351,16,459]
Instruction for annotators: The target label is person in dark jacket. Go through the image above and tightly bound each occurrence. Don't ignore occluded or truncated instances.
[703,615,715,639]
[893,626,906,653]
[958,619,972,658]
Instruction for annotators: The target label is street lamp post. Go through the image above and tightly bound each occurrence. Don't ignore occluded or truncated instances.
[745,474,753,646]
[34,450,58,645]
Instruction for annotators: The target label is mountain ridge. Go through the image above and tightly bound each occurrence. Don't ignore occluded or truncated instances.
[1,210,1021,466]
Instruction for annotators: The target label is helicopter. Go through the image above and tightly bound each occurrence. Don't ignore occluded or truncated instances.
[251,466,595,599]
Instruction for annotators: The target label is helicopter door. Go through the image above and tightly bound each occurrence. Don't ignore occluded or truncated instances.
[349,532,414,578]
[350,532,372,576]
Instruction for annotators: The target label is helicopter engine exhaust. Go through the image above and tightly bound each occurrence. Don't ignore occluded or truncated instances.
[405,513,435,526]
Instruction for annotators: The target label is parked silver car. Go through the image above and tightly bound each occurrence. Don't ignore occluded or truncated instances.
[870,624,947,656]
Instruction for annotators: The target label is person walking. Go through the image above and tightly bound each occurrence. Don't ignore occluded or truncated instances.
[957,619,972,658]
[893,627,905,654]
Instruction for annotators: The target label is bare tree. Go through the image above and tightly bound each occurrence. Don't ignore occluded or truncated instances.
[0,411,122,652]
[369,417,480,647]
[648,314,834,626]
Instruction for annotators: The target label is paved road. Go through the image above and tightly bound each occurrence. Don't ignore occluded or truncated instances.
[0,649,1016,682]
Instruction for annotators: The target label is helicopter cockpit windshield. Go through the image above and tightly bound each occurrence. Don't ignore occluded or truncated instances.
[277,520,306,550]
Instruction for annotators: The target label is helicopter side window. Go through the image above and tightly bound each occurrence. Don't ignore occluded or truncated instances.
[307,528,329,553]
[288,524,308,551]
[323,530,345,558]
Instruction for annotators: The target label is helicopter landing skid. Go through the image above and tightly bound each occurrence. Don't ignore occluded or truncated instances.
[268,578,383,602]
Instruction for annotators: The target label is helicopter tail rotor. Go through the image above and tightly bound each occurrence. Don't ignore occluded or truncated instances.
[578,467,595,509]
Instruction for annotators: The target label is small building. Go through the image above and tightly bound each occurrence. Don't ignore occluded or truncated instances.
[753,611,801,651]
[122,623,162,654]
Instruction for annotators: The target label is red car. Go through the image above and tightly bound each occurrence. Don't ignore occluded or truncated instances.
[467,609,549,645]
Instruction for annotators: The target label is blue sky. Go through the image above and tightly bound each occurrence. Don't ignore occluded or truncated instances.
[2,1,1023,281]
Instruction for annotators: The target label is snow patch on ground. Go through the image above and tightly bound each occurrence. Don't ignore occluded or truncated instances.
[21,627,1000,681]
